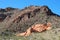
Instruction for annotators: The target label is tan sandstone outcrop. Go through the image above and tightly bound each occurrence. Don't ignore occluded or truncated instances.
[16,22,52,36]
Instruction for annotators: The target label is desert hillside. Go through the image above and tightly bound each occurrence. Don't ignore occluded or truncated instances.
[0,6,60,40]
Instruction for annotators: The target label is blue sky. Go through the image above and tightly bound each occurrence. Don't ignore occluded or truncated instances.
[0,0,60,15]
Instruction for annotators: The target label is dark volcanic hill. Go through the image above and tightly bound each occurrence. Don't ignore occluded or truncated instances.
[0,5,60,36]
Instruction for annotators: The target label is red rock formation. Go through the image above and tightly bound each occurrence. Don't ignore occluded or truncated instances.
[16,22,52,36]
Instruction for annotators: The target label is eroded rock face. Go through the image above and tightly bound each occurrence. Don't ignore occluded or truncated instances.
[0,5,60,35]
[0,6,56,22]
[0,14,7,22]
[16,22,52,36]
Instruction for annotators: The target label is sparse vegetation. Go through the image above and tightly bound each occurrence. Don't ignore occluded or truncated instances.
[0,6,60,40]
